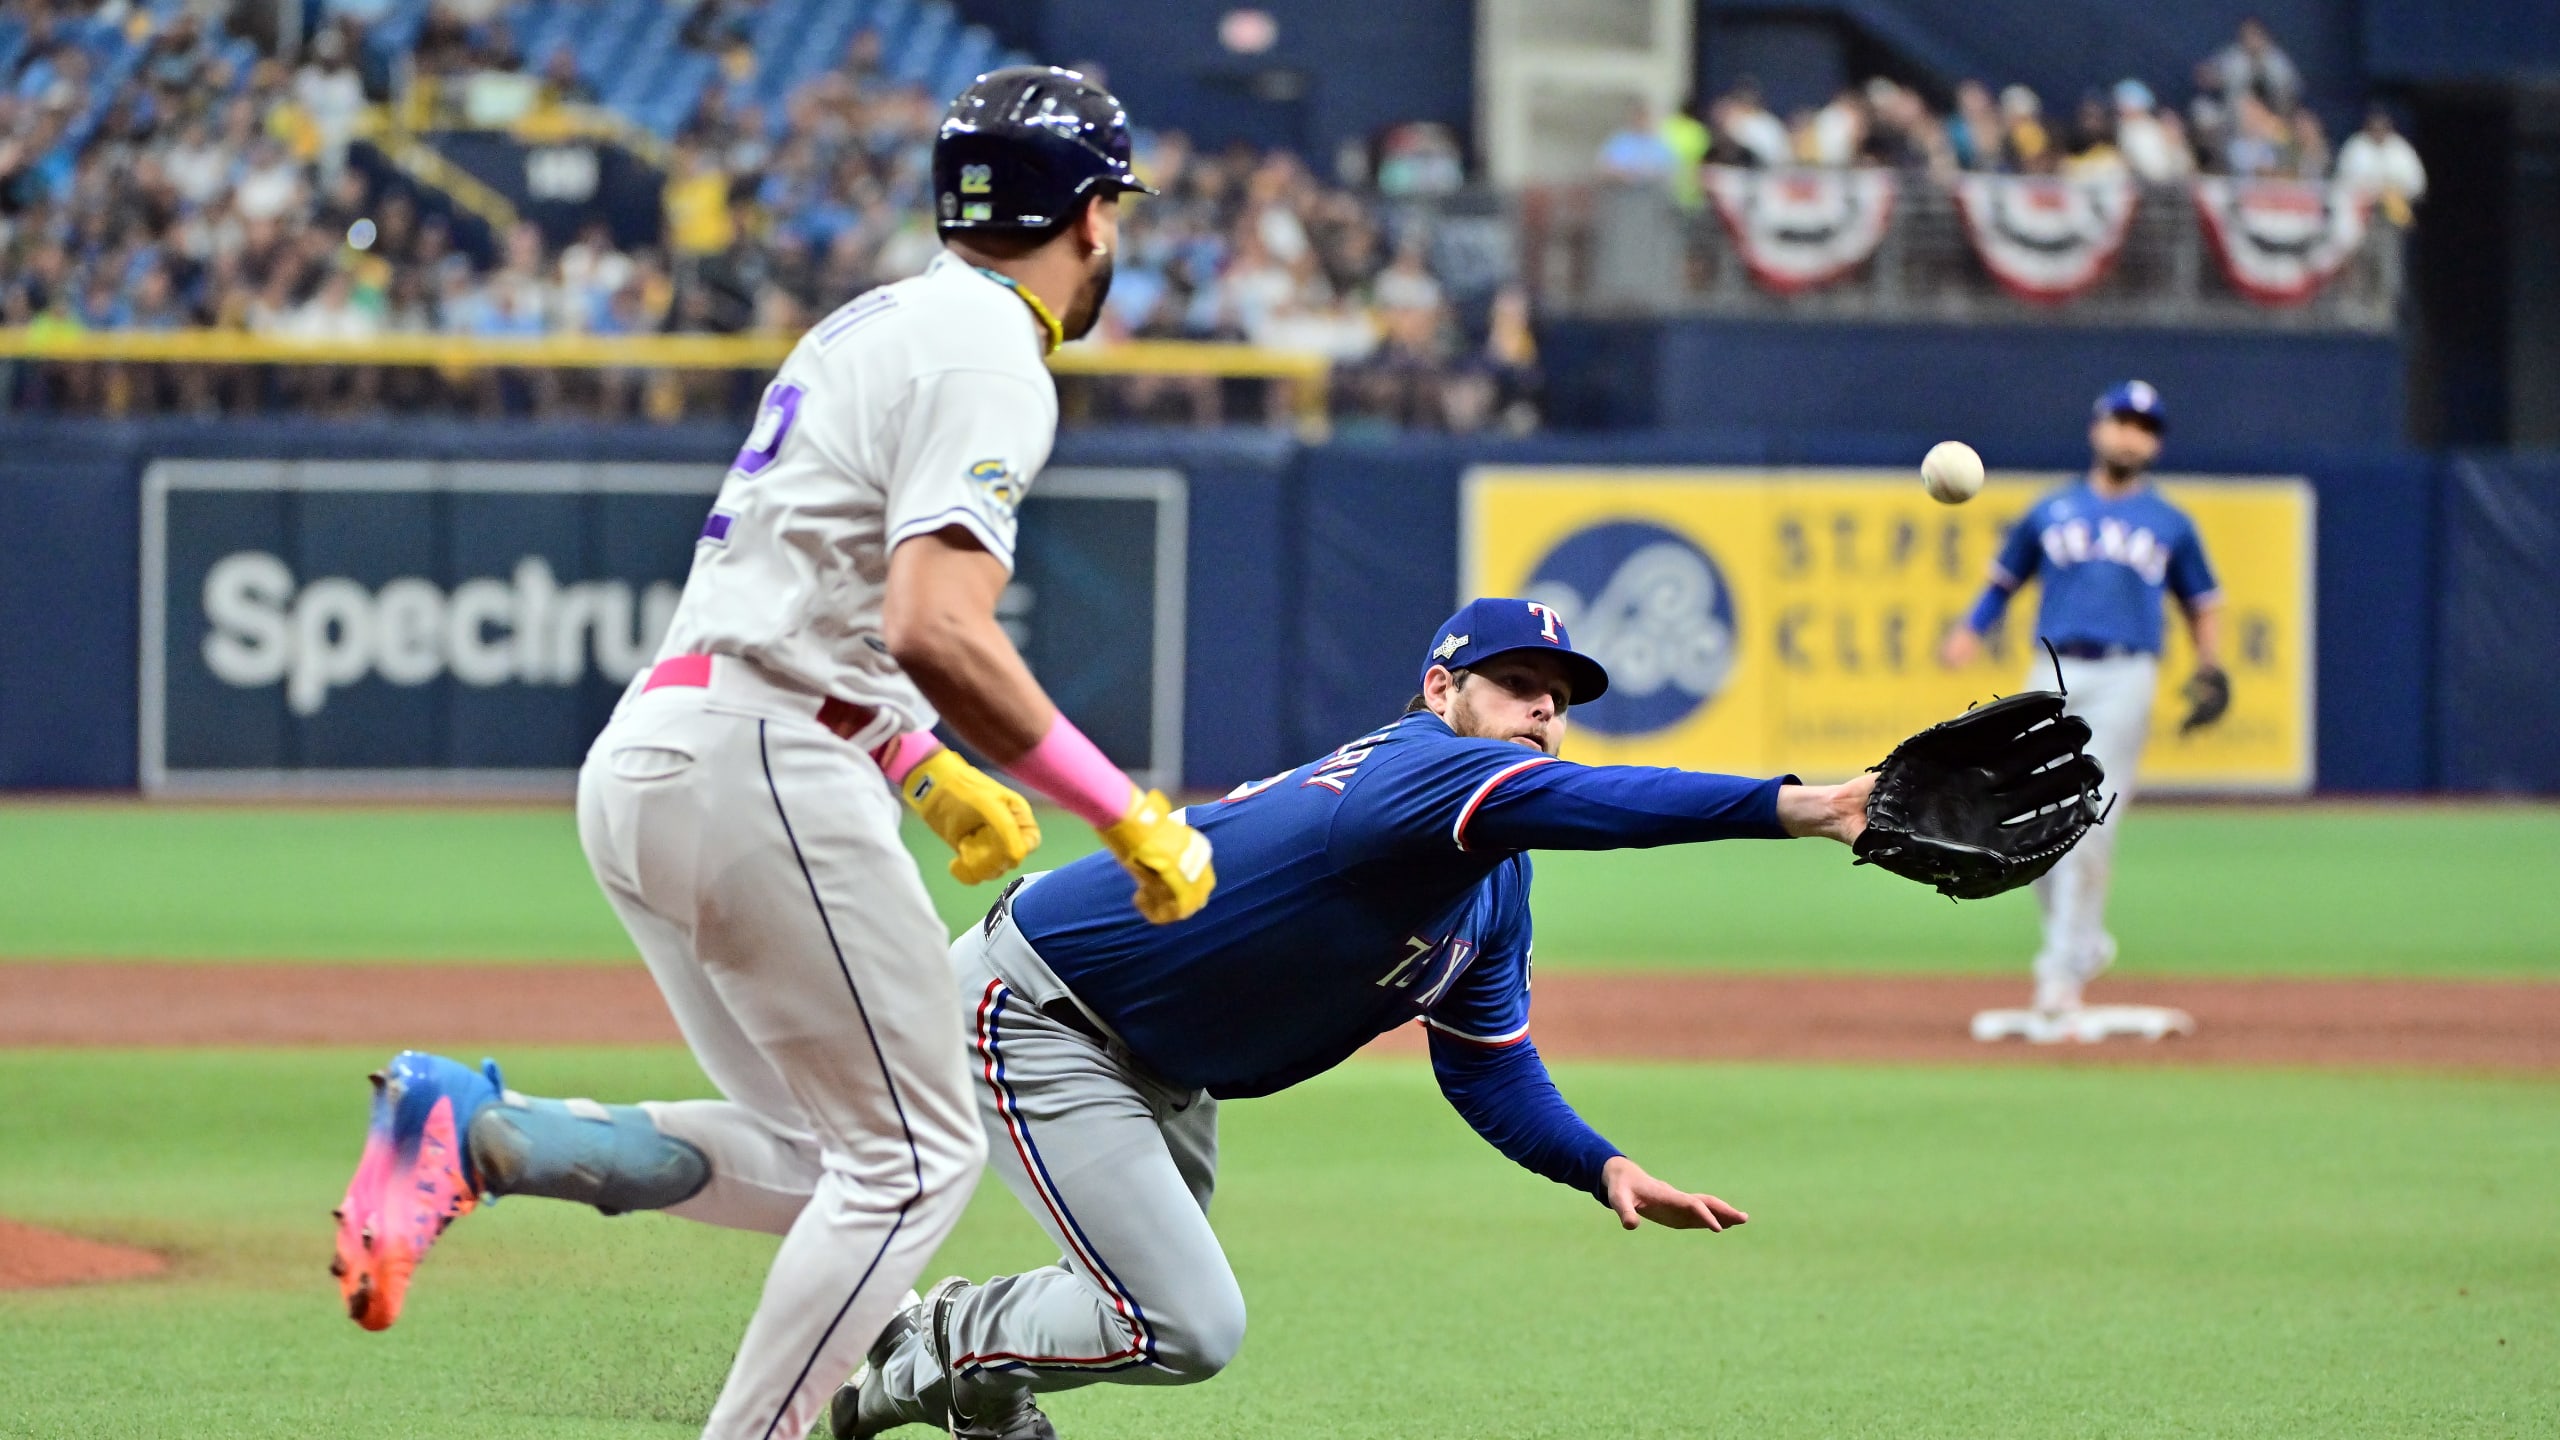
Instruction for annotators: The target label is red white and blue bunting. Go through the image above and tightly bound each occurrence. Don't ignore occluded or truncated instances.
[1703,166,1896,294]
[2191,178,2371,305]
[1953,174,2139,302]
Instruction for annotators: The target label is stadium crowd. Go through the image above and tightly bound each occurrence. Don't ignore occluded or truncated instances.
[1605,18,2427,214]
[0,0,1533,429]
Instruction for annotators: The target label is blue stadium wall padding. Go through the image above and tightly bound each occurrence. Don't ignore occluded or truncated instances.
[0,453,141,788]
[2436,453,2560,792]
[1540,319,2410,461]
[0,417,2497,793]
[1053,427,1300,788]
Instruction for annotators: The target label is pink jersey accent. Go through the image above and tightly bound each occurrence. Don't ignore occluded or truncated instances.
[1009,713,1136,828]
[643,652,714,691]
[872,730,945,784]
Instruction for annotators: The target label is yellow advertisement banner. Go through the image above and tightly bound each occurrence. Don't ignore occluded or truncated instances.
[1461,468,2313,792]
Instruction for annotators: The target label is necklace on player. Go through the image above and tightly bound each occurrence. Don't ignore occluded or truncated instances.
[973,267,1065,356]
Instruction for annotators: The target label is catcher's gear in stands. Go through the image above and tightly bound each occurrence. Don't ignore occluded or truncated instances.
[1852,692,2106,900]
[2179,665,2231,735]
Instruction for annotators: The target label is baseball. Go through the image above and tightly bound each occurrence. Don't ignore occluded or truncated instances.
[1921,441,1985,504]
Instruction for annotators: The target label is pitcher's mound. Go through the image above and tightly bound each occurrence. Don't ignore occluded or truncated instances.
[0,1216,168,1290]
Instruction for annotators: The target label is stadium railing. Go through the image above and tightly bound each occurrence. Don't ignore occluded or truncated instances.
[0,333,1336,435]
[1524,178,2405,331]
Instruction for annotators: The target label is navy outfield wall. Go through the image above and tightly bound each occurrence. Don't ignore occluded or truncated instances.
[1539,319,2410,461]
[0,418,2510,793]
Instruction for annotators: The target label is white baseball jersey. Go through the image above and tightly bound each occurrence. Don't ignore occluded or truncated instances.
[654,250,1058,733]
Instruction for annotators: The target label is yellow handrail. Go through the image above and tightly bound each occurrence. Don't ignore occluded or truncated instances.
[0,330,1332,432]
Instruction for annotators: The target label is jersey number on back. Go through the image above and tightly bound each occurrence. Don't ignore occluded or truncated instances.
[732,381,805,477]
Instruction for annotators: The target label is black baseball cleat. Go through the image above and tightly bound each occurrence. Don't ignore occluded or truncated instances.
[830,1288,922,1440]
[832,1279,1059,1438]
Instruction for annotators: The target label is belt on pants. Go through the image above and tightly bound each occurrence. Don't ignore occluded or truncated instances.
[641,652,886,748]
[2047,641,2152,661]
[983,878,1121,1053]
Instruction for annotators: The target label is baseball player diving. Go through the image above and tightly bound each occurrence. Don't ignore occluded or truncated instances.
[1939,380,2228,1032]
[329,68,1216,1440]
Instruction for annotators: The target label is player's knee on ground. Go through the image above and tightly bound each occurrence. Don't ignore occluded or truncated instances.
[1146,1280,1246,1383]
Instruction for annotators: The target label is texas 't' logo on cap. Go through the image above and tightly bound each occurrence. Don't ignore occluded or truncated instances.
[1420,598,1612,702]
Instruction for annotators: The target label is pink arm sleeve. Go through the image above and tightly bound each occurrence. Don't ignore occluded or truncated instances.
[872,731,946,785]
[1006,713,1137,828]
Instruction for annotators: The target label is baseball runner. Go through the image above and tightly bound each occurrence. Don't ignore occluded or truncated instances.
[1940,380,2228,1037]
[329,68,1215,1440]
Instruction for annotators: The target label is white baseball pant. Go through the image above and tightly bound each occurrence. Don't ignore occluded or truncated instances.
[575,663,985,1440]
[2028,650,2158,1003]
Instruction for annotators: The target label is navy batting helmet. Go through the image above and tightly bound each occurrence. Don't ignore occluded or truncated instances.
[934,66,1156,234]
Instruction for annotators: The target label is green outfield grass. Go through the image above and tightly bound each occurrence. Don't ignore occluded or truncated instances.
[0,1048,2551,1438]
[2,803,2556,976]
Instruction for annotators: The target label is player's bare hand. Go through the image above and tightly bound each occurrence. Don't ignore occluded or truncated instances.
[1602,1156,1748,1233]
[1099,788,1216,924]
[1776,773,1871,846]
[1938,626,1982,670]
[900,749,1041,884]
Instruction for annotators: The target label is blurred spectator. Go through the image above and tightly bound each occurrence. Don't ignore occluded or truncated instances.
[1802,86,1867,168]
[2337,104,2426,221]
[1948,79,2003,171]
[2111,80,2192,183]
[2284,109,2331,181]
[1596,101,1676,184]
[1708,80,1790,169]
[0,0,1516,429]
[294,28,366,178]
[1861,79,1952,177]
[2000,86,2053,173]
[2207,18,2303,119]
[663,141,735,257]
[1372,122,1465,199]
[2063,93,2126,179]
[2224,91,2288,177]
[1661,98,1709,209]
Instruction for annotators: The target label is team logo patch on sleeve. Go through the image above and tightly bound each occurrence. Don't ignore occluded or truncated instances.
[970,459,1026,517]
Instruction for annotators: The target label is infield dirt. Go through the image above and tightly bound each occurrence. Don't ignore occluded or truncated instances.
[3,963,2554,1071]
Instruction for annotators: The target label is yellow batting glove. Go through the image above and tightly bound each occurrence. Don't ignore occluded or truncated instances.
[1097,788,1216,924]
[901,749,1041,885]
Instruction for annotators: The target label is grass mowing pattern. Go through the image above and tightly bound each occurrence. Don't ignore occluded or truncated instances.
[3,803,2556,977]
[0,1049,2551,1438]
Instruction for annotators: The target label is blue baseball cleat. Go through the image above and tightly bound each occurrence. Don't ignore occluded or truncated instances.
[332,1050,503,1330]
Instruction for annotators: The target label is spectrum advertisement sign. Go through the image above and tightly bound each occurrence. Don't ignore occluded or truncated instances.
[141,461,1186,793]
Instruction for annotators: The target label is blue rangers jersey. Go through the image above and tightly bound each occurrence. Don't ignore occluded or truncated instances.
[1009,708,1792,1198]
[1971,480,2220,654]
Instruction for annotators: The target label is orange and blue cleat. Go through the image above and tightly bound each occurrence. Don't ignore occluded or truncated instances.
[332,1050,502,1331]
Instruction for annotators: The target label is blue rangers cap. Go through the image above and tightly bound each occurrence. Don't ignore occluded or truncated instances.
[2094,378,2167,431]
[1422,598,1611,704]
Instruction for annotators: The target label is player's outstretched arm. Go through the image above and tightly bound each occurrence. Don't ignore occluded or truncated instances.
[885,528,1213,921]
[1601,1156,1749,1233]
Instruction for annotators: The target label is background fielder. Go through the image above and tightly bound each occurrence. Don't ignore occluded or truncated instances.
[331,67,1214,1440]
[1941,380,2229,1019]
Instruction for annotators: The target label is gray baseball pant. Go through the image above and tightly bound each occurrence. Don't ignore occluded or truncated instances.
[870,880,1245,1417]
[2029,650,2158,997]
